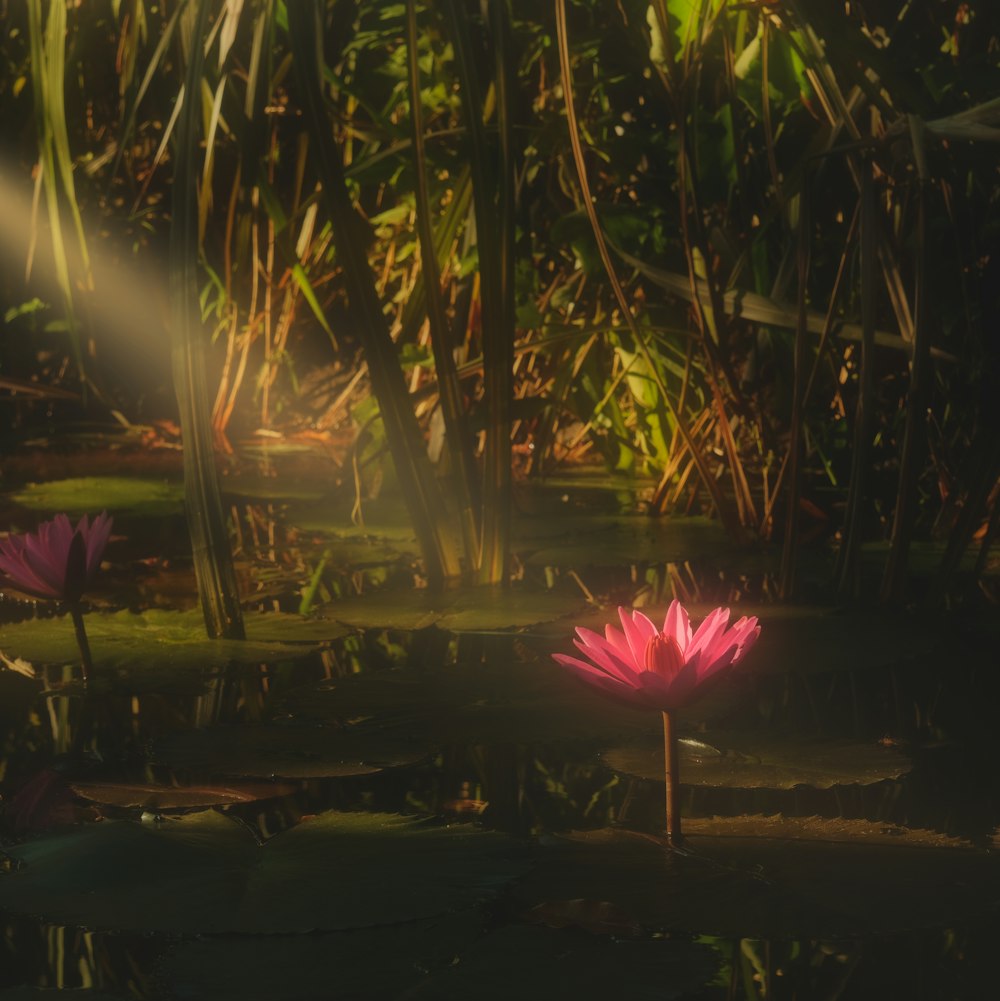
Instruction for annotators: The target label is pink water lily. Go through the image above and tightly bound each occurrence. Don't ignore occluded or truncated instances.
[553,601,760,711]
[0,512,112,603]
[554,600,760,846]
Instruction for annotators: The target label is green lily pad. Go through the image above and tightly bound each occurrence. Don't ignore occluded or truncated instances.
[218,476,329,502]
[0,809,528,934]
[517,818,1000,938]
[152,720,432,779]
[603,733,911,789]
[277,659,653,746]
[0,609,347,679]
[9,477,184,518]
[318,586,588,633]
[70,779,298,810]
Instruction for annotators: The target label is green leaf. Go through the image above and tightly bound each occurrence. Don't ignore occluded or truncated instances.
[517,819,1000,938]
[9,477,184,518]
[0,809,528,933]
[603,733,911,789]
[0,610,346,686]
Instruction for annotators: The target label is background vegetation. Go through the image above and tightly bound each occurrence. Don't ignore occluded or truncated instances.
[1,0,998,607]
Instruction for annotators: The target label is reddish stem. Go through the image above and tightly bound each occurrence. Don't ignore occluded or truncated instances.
[662,709,683,845]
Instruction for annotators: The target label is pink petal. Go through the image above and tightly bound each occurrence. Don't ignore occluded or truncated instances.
[618,607,656,667]
[602,623,634,665]
[688,607,732,661]
[553,654,648,706]
[662,599,692,652]
[83,512,113,578]
[572,634,642,685]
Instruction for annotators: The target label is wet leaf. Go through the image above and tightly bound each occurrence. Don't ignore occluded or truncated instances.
[0,610,346,680]
[70,780,298,810]
[0,809,528,934]
[603,733,911,789]
[518,818,1000,937]
[318,586,587,633]
[9,476,184,518]
[152,720,432,778]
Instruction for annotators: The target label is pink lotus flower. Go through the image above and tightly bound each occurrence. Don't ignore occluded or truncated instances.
[0,512,112,603]
[553,601,760,711]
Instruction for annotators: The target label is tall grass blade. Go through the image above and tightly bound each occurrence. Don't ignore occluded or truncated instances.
[170,0,245,640]
[287,0,461,584]
[406,0,480,570]
[836,159,877,599]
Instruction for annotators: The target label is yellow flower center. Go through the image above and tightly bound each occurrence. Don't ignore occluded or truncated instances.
[644,633,685,679]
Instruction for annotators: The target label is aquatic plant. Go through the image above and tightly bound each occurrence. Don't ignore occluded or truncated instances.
[554,602,759,844]
[0,512,112,682]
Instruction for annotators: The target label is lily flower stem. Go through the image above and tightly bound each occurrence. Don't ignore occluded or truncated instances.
[69,603,94,684]
[662,709,683,845]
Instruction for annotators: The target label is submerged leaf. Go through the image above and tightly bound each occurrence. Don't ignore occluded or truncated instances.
[518,819,1000,937]
[603,733,911,789]
[0,809,528,934]
[9,477,184,518]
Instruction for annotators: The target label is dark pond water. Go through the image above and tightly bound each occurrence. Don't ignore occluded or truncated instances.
[1,437,998,1000]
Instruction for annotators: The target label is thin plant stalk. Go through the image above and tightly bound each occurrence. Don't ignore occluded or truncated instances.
[554,0,740,541]
[406,0,480,571]
[68,603,94,684]
[662,709,682,845]
[170,0,246,639]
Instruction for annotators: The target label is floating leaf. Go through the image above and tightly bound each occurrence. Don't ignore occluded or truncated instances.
[603,733,911,789]
[70,780,298,810]
[517,818,1000,937]
[0,610,346,684]
[9,477,184,518]
[318,586,587,633]
[0,990,124,1001]
[278,659,653,746]
[152,720,432,778]
[0,809,528,934]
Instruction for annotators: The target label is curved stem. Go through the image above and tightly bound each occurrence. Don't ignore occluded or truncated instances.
[68,603,93,684]
[662,709,682,845]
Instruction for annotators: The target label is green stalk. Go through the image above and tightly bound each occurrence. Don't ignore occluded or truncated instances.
[443,0,515,584]
[836,160,877,600]
[288,1,460,584]
[171,0,245,639]
[68,604,94,685]
[406,0,480,571]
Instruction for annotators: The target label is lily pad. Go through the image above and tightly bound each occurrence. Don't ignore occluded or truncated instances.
[0,609,347,680]
[0,809,528,934]
[9,477,184,518]
[152,720,433,779]
[603,733,911,789]
[318,586,588,633]
[69,779,298,810]
[0,991,124,1001]
[277,659,653,746]
[517,817,1000,938]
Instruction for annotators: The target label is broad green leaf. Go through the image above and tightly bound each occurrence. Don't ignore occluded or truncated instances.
[0,610,346,683]
[9,477,184,518]
[70,779,298,810]
[603,733,911,789]
[0,809,528,934]
[517,818,1000,938]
